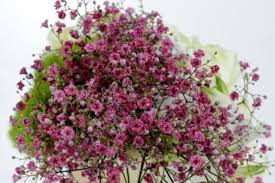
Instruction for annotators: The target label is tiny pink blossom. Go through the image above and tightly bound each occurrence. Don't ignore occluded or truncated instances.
[107,168,121,183]
[90,100,104,115]
[17,81,25,91]
[19,67,28,75]
[53,90,66,103]
[230,91,239,101]
[254,177,264,183]
[133,136,145,149]
[252,73,260,82]
[64,83,78,96]
[60,126,75,141]
[83,16,93,35]
[158,119,174,135]
[260,144,268,154]
[189,155,204,170]
[41,19,49,28]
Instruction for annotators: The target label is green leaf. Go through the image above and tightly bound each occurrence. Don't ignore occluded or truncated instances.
[236,164,267,178]
[215,75,229,95]
[201,86,216,96]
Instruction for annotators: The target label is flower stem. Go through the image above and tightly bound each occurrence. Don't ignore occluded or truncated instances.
[137,155,146,183]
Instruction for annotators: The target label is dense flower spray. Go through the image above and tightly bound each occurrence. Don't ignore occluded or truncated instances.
[9,0,273,182]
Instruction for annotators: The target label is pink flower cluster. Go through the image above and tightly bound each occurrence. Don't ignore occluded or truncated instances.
[10,1,272,183]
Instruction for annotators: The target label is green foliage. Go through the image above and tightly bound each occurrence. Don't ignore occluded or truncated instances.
[235,164,267,178]
[9,52,64,147]
[201,86,216,96]
[215,75,229,95]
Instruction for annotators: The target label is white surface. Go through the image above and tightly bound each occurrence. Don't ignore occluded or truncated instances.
[0,0,274,182]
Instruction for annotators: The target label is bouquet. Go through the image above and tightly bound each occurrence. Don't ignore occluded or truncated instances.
[9,0,273,182]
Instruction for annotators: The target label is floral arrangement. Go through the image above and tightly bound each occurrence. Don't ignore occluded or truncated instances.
[9,0,273,183]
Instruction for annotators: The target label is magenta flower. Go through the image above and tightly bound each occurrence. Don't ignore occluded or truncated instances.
[133,136,145,149]
[53,90,66,103]
[107,168,120,183]
[82,16,93,35]
[158,119,174,135]
[17,81,25,91]
[230,91,239,101]
[254,177,264,183]
[19,67,28,75]
[16,101,25,112]
[189,155,204,170]
[90,100,104,115]
[60,126,75,141]
[16,135,25,149]
[137,97,152,110]
[64,83,78,96]
[31,59,43,71]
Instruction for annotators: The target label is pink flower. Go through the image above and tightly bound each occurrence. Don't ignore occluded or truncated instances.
[225,167,236,177]
[194,49,205,58]
[38,113,51,124]
[55,21,66,33]
[254,177,264,183]
[107,168,121,183]
[56,113,67,123]
[27,161,37,171]
[144,174,154,183]
[133,136,145,149]
[166,86,180,97]
[17,81,25,91]
[252,73,260,81]
[41,19,49,28]
[83,16,93,35]
[158,119,174,135]
[61,126,75,141]
[106,148,116,158]
[191,58,201,67]
[15,166,25,175]
[240,61,250,70]
[90,100,104,115]
[16,135,25,149]
[260,144,268,154]
[230,91,239,101]
[252,97,262,108]
[48,155,61,168]
[76,114,86,128]
[137,97,152,110]
[16,101,25,112]
[211,65,220,74]
[114,133,128,146]
[58,10,66,19]
[31,59,43,71]
[93,142,107,155]
[12,174,21,182]
[109,52,121,65]
[54,0,61,10]
[70,30,79,39]
[53,90,66,103]
[62,41,73,56]
[19,67,28,75]
[47,64,59,79]
[193,131,205,141]
[129,119,147,135]
[84,43,96,52]
[189,155,204,170]
[22,118,32,126]
[64,83,78,96]
[70,10,78,20]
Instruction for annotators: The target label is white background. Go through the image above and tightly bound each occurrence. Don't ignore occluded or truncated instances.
[0,0,274,182]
